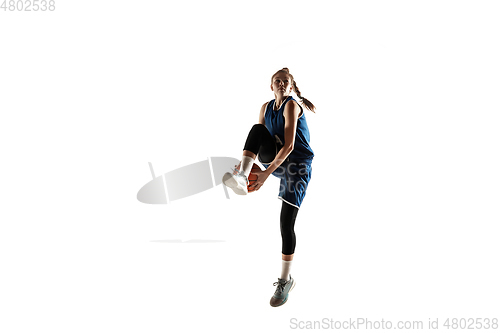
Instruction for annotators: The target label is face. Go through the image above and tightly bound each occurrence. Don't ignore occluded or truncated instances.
[271,73,293,97]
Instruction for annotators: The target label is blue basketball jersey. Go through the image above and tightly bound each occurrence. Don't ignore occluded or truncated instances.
[264,96,314,162]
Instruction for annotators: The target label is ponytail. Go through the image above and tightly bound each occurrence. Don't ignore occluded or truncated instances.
[292,80,316,113]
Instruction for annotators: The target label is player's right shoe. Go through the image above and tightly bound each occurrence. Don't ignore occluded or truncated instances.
[222,167,249,195]
[270,275,295,307]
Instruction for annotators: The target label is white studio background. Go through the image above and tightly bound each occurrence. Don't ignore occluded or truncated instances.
[1,1,499,332]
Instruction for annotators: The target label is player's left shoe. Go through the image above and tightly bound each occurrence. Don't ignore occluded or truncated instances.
[270,275,295,307]
[222,167,249,195]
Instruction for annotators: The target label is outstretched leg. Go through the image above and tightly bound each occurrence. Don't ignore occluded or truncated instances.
[270,201,299,307]
[280,200,299,280]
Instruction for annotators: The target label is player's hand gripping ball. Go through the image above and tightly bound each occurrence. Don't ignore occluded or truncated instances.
[247,163,262,193]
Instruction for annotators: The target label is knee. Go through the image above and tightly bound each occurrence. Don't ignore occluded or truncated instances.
[251,123,267,132]
[280,219,296,236]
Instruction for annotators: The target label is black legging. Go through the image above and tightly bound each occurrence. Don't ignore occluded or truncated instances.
[243,124,282,164]
[243,123,299,255]
[280,200,299,255]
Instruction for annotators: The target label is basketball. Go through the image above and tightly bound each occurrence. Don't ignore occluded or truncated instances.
[247,163,261,193]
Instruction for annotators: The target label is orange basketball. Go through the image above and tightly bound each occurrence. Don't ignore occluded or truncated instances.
[247,163,261,193]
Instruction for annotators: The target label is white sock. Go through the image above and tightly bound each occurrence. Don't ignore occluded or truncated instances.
[281,260,293,281]
[240,156,255,178]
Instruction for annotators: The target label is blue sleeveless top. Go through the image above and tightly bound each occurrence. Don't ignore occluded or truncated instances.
[264,96,314,162]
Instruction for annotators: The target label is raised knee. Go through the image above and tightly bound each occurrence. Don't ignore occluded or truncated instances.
[251,123,265,130]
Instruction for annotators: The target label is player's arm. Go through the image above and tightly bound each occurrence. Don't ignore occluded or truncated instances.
[258,102,268,125]
[263,100,300,175]
[282,101,299,152]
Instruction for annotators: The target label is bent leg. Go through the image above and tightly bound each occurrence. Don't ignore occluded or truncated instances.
[243,124,277,164]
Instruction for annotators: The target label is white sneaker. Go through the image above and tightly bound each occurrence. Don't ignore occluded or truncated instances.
[222,168,249,195]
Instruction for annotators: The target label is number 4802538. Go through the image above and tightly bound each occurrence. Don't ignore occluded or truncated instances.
[1,0,56,11]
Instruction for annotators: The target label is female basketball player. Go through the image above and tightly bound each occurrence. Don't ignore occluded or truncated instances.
[223,68,315,307]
